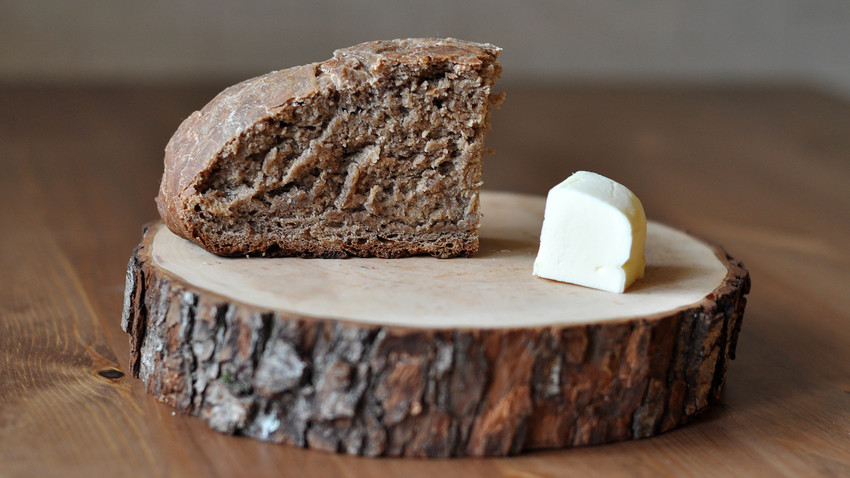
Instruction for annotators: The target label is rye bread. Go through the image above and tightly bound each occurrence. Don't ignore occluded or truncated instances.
[156,38,502,258]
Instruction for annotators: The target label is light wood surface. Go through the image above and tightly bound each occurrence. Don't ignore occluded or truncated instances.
[1,82,849,475]
[150,193,730,327]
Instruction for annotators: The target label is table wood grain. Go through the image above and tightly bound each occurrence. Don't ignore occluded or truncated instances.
[1,82,848,477]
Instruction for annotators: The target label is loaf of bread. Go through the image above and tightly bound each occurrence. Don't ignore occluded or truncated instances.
[156,38,502,258]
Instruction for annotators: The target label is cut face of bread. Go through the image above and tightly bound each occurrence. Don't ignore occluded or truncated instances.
[156,38,502,258]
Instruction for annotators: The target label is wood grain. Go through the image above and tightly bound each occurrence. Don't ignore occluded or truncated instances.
[1,82,849,475]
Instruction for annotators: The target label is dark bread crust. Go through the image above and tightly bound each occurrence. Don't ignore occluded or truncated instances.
[156,38,502,258]
[157,64,321,243]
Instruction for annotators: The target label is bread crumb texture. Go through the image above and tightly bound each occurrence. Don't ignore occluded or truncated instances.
[156,38,503,258]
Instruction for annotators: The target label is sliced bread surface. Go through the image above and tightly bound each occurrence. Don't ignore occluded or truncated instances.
[156,38,503,258]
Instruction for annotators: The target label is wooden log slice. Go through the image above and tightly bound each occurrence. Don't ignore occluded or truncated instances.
[121,191,750,457]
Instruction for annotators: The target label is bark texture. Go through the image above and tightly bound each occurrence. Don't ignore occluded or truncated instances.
[122,223,750,457]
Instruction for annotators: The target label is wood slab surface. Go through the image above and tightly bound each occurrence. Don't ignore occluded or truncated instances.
[122,195,747,456]
[146,194,731,328]
[1,82,849,475]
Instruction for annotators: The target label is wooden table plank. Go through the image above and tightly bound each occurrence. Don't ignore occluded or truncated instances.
[1,82,848,477]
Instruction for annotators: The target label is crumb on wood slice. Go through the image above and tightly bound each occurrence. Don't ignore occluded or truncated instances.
[157,38,504,258]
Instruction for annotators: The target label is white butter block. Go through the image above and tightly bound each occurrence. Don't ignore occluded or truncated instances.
[532,171,646,293]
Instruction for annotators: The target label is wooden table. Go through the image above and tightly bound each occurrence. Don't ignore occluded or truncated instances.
[1,82,848,476]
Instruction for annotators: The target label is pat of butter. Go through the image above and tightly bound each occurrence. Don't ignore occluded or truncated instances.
[532,171,646,293]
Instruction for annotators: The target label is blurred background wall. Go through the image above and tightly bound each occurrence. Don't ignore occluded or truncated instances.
[2,0,849,96]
